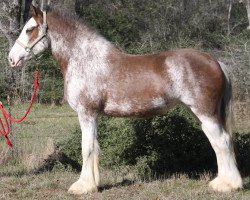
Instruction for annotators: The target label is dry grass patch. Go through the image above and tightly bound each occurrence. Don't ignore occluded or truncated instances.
[0,163,249,199]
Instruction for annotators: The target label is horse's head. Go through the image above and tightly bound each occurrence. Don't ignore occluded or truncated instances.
[8,6,50,67]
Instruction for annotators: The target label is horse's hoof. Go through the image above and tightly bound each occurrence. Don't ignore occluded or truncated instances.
[68,179,98,195]
[209,177,242,192]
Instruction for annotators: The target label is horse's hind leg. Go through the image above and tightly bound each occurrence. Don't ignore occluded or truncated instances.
[192,111,242,192]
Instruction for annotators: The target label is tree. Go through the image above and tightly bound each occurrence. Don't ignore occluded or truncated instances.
[23,0,32,23]
[0,0,22,102]
[239,0,250,29]
[0,0,22,47]
[48,0,75,13]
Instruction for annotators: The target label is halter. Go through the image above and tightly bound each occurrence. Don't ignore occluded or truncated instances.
[16,11,48,56]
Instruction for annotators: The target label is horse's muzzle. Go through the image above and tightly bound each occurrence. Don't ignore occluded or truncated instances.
[8,56,23,68]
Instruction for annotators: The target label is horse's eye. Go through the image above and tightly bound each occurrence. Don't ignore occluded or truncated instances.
[26,27,35,34]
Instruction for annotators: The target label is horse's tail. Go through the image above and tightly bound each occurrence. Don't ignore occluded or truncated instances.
[218,61,234,136]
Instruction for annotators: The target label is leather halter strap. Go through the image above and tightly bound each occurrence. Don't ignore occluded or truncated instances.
[16,11,48,55]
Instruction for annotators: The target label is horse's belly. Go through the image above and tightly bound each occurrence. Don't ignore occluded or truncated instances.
[103,97,175,117]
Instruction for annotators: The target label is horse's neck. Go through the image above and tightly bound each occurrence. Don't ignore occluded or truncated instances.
[47,14,114,76]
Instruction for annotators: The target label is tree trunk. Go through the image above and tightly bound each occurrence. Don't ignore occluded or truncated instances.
[75,0,85,15]
[245,0,250,29]
[228,0,232,34]
[0,0,22,47]
[23,0,32,23]
[240,0,250,29]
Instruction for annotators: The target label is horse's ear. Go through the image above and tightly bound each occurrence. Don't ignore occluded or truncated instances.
[32,5,43,24]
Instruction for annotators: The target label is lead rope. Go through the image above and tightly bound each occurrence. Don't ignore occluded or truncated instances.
[0,68,39,147]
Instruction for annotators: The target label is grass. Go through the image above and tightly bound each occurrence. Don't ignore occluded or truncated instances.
[0,170,77,200]
[0,103,249,199]
[0,170,249,200]
[0,103,78,173]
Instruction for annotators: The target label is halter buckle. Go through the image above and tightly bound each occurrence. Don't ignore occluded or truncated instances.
[25,47,31,53]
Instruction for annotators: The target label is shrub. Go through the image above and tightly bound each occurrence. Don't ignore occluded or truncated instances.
[235,132,250,176]
[61,104,250,179]
[60,106,217,179]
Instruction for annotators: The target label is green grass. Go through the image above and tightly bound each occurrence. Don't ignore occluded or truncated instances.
[0,103,249,199]
[0,103,78,174]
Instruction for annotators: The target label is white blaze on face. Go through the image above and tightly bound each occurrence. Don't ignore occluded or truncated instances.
[8,17,49,67]
[8,18,37,67]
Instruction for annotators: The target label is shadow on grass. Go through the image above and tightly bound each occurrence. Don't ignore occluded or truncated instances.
[235,133,250,178]
[122,114,250,180]
[122,114,217,179]
[244,182,250,190]
[99,179,134,192]
[33,151,82,174]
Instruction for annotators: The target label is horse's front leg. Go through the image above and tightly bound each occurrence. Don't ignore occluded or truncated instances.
[68,111,99,195]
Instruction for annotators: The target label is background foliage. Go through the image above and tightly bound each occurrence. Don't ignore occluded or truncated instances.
[0,0,249,102]
[0,0,249,180]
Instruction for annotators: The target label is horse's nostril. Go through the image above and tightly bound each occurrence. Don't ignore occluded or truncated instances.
[9,57,15,66]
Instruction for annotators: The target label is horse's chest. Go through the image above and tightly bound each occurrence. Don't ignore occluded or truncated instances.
[66,83,81,111]
[64,72,101,112]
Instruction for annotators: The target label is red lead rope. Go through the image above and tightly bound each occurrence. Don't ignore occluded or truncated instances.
[0,69,39,147]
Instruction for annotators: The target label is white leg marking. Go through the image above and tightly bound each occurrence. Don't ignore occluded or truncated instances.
[199,115,242,192]
[93,138,100,186]
[68,113,99,195]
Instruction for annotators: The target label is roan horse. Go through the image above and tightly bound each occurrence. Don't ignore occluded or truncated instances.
[8,6,243,195]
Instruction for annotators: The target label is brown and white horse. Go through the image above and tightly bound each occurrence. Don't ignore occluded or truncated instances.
[8,6,242,194]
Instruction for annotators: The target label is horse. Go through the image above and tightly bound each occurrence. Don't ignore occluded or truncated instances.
[8,5,243,195]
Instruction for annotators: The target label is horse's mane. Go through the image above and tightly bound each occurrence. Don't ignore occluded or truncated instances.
[46,7,120,52]
[47,7,101,38]
[48,8,79,24]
